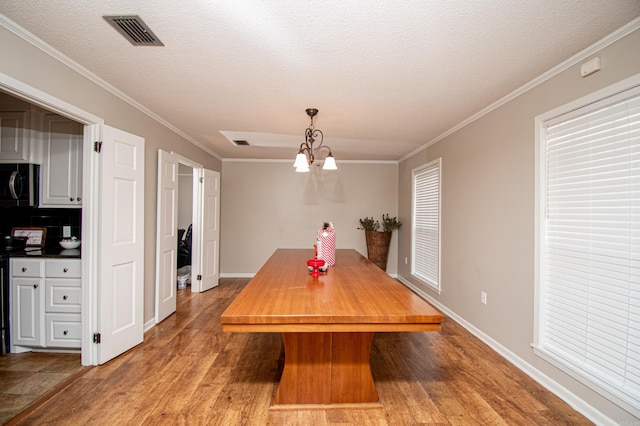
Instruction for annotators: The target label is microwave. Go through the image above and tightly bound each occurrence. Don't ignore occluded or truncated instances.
[0,163,39,207]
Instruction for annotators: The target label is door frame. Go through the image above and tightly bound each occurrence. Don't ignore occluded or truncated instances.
[1,72,103,365]
[154,151,204,323]
[154,151,214,295]
[175,154,204,293]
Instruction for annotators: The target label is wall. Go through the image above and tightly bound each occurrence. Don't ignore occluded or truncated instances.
[221,161,398,275]
[397,28,640,423]
[0,25,222,323]
[177,163,193,231]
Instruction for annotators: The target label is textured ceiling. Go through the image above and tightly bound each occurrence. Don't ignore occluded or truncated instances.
[1,1,639,161]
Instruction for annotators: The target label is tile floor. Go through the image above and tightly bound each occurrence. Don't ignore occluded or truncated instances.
[0,352,84,424]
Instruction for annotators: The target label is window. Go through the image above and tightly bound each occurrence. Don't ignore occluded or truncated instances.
[412,158,441,292]
[536,83,640,415]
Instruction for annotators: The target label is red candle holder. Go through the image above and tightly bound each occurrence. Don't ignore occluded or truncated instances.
[307,258,325,277]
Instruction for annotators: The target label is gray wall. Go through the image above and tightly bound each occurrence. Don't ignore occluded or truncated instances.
[0,25,222,323]
[397,28,640,423]
[220,161,399,275]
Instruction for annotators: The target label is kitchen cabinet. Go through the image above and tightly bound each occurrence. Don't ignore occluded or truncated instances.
[44,258,82,348]
[0,93,44,164]
[40,114,83,207]
[0,110,41,163]
[11,258,81,351]
[10,258,45,348]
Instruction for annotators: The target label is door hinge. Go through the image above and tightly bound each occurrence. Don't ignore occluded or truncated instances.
[94,141,103,153]
[93,332,101,344]
[197,274,202,281]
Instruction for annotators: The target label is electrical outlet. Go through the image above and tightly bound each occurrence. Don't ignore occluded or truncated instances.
[481,291,487,305]
[63,226,71,238]
[404,257,408,265]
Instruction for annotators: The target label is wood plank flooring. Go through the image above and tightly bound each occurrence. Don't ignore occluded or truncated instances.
[5,278,591,425]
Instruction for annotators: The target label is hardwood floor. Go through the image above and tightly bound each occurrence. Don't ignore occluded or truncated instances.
[6,278,591,425]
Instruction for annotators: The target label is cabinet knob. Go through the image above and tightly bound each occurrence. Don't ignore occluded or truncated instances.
[63,330,69,335]
[77,197,81,202]
[63,268,69,273]
[33,284,39,289]
[63,295,68,300]
[22,267,27,272]
[70,197,75,202]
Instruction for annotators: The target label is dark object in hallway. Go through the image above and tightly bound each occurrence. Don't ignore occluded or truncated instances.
[177,224,192,268]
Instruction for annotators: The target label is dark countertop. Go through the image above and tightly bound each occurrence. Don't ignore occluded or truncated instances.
[2,246,81,259]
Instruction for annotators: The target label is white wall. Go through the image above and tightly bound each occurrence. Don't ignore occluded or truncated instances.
[220,161,399,275]
[397,27,640,423]
[177,163,193,231]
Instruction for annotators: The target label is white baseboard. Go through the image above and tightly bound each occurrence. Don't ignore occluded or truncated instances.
[143,318,156,333]
[220,273,255,278]
[396,275,616,426]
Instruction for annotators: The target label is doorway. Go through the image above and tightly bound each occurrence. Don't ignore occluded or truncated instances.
[0,74,146,368]
[155,150,220,324]
[176,163,194,291]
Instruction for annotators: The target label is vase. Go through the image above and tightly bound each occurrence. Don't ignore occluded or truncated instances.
[364,230,392,271]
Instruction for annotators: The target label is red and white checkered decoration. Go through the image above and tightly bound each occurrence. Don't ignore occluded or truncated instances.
[317,229,336,266]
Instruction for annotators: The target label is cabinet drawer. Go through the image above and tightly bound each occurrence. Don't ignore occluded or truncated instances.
[45,313,81,348]
[45,259,81,278]
[11,259,44,277]
[45,280,81,313]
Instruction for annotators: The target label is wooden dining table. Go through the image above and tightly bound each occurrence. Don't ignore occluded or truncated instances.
[220,248,443,410]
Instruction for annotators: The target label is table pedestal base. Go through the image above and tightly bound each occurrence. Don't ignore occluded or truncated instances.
[273,332,380,409]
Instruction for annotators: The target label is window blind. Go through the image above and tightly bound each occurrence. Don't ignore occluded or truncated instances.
[540,92,640,412]
[412,159,441,291]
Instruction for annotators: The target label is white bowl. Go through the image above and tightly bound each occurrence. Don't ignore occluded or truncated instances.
[60,240,81,249]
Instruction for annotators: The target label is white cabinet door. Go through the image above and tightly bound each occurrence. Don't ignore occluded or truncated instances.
[40,114,83,206]
[0,111,30,162]
[11,278,44,347]
[45,313,82,348]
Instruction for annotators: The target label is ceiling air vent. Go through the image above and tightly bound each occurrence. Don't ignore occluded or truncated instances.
[232,140,250,146]
[103,15,164,46]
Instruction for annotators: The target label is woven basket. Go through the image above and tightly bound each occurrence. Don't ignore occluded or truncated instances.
[364,230,392,271]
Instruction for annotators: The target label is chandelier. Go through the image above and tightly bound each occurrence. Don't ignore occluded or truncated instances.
[293,108,337,172]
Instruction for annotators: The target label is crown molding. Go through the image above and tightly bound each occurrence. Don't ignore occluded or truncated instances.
[399,17,640,163]
[0,15,222,160]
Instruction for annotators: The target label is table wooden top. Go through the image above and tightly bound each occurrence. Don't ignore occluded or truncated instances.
[221,249,443,333]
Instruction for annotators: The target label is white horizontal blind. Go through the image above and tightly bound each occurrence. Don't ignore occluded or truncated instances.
[541,92,640,411]
[412,159,441,291]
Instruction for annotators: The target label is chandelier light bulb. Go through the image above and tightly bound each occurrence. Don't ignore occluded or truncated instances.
[294,152,308,169]
[322,153,337,170]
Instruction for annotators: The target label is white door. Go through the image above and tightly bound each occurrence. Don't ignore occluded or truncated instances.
[98,125,145,364]
[155,150,178,323]
[200,169,220,291]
